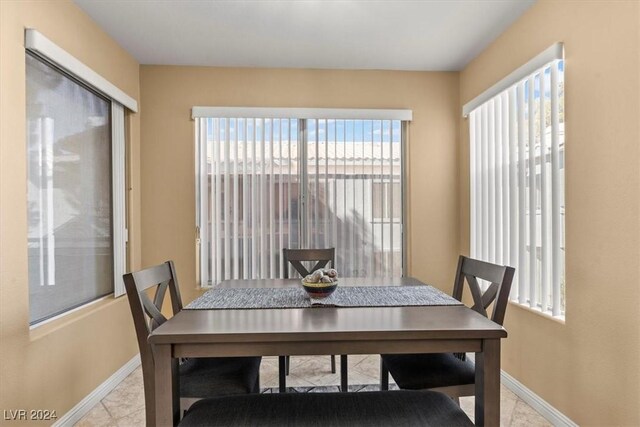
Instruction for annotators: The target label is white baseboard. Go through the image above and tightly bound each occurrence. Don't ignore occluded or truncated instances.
[500,369,578,427]
[53,354,141,427]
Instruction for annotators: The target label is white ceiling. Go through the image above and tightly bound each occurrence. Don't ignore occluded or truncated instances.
[74,0,535,71]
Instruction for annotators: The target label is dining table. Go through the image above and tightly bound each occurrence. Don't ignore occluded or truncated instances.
[148,277,507,426]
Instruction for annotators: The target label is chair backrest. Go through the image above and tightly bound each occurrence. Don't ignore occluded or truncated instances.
[282,248,335,279]
[451,256,515,325]
[123,261,183,427]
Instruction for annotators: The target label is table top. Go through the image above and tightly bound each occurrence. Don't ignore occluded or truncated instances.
[149,277,506,345]
[215,276,426,289]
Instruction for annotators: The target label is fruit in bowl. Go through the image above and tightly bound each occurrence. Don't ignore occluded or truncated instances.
[302,269,339,299]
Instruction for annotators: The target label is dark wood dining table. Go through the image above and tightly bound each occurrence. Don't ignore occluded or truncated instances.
[148,277,506,426]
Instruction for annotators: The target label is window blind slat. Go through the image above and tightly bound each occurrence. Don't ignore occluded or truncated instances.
[214,119,222,285]
[508,88,518,300]
[370,122,376,272]
[501,92,510,270]
[251,119,258,279]
[527,76,537,308]
[540,71,550,313]
[287,121,292,278]
[324,120,330,252]
[494,98,503,266]
[269,120,275,279]
[517,83,527,305]
[224,119,231,280]
[481,105,490,261]
[278,120,285,278]
[469,112,478,258]
[475,110,483,261]
[198,119,209,286]
[260,119,267,277]
[342,121,348,274]
[233,120,239,280]
[470,112,477,259]
[551,62,563,316]
[488,101,496,268]
[389,120,395,276]
[243,119,249,279]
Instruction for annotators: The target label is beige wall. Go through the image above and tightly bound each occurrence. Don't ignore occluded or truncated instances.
[0,0,142,421]
[139,66,460,304]
[459,1,640,425]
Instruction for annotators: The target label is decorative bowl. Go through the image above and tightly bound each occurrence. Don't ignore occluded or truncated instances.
[301,279,338,299]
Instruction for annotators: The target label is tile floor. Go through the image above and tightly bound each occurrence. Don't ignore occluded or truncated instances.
[76,355,552,426]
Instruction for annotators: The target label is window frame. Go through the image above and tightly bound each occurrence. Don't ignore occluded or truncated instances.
[194,110,410,287]
[25,31,132,327]
[466,49,565,320]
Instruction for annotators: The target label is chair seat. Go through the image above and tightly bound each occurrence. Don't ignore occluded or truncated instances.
[179,390,473,426]
[180,357,261,397]
[381,353,475,390]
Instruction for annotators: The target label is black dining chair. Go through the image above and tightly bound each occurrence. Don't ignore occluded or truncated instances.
[123,261,262,425]
[380,255,515,401]
[281,248,349,391]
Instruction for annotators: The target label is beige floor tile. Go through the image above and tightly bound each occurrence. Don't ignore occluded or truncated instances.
[459,396,475,423]
[74,402,116,427]
[101,370,146,420]
[510,399,552,427]
[287,357,334,385]
[344,370,380,388]
[259,358,279,379]
[346,354,370,366]
[288,355,324,371]
[500,384,519,426]
[260,372,280,388]
[281,372,318,388]
[115,407,145,427]
[350,355,381,377]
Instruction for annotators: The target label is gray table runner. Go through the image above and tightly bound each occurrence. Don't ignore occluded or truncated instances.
[185,285,463,310]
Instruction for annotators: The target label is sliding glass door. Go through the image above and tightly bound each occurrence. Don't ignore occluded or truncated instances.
[196,117,404,286]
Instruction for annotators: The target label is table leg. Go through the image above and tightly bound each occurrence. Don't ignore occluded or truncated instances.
[380,357,389,391]
[154,344,179,426]
[475,339,500,426]
[278,356,287,393]
[340,355,348,392]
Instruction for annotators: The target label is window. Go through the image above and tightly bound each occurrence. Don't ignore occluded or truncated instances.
[195,110,408,286]
[25,29,132,326]
[467,46,565,318]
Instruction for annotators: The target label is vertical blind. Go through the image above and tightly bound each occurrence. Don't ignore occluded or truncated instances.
[470,59,565,317]
[196,117,404,286]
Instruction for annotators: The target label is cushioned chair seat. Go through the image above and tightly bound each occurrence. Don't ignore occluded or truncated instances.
[381,353,475,390]
[180,357,262,397]
[179,390,473,427]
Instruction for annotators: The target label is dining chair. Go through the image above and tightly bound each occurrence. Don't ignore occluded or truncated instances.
[380,255,515,400]
[123,261,262,424]
[282,248,348,391]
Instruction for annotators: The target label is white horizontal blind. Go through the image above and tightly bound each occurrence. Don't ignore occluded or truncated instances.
[196,117,404,285]
[470,59,565,317]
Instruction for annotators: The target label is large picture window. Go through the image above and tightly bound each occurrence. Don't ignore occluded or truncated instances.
[26,51,127,325]
[468,50,565,318]
[195,113,406,286]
